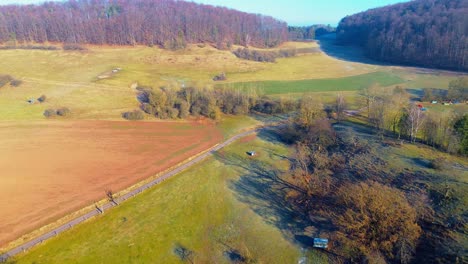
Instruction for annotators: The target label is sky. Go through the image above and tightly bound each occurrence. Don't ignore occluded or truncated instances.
[0,0,408,26]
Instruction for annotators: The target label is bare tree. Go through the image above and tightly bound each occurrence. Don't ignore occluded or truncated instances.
[359,83,380,118]
[334,93,347,121]
[406,104,426,142]
[297,96,325,127]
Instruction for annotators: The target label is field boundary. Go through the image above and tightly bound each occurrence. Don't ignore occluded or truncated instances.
[0,126,263,262]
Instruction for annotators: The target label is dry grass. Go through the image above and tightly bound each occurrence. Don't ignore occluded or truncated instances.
[0,42,376,120]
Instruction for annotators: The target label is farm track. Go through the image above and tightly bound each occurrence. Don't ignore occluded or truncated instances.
[0,125,268,262]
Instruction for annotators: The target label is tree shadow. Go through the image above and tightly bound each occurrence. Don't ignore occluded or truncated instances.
[256,126,286,145]
[316,34,389,66]
[173,243,195,264]
[214,150,316,249]
[223,249,246,263]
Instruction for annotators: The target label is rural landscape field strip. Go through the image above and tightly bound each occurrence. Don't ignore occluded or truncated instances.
[221,71,404,95]
[0,127,260,261]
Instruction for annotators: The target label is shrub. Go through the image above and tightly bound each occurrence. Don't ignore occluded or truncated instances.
[63,44,87,51]
[43,109,56,118]
[0,74,13,88]
[37,95,46,103]
[429,157,447,170]
[10,79,22,87]
[213,72,226,81]
[56,107,71,116]
[122,110,145,120]
[0,45,59,50]
[233,47,299,62]
[233,48,277,62]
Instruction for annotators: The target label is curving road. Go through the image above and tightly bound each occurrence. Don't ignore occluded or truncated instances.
[0,127,264,262]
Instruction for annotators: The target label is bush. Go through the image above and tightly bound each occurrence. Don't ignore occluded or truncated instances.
[37,95,46,103]
[233,48,277,62]
[0,45,59,50]
[0,74,13,88]
[43,109,56,118]
[122,110,145,120]
[56,107,71,116]
[233,48,300,62]
[10,79,22,87]
[63,44,87,51]
[429,157,447,170]
[213,72,226,81]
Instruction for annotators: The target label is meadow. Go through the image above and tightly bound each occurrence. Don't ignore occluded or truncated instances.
[220,71,404,95]
[0,39,465,262]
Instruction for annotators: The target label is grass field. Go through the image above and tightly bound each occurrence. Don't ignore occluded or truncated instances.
[0,120,222,248]
[10,134,330,264]
[0,41,375,121]
[220,71,404,95]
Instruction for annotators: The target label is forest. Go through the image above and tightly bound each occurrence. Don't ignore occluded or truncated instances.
[336,0,467,71]
[0,0,288,48]
[287,24,335,41]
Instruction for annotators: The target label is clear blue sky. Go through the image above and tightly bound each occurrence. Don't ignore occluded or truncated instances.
[1,0,408,26]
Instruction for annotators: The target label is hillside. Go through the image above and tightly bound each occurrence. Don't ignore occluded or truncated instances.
[336,0,467,71]
[0,0,287,48]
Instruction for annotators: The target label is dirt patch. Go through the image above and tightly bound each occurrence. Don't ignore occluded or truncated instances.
[0,120,222,246]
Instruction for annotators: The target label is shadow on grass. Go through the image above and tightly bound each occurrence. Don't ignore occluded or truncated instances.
[213,146,314,248]
[316,34,388,66]
[173,243,195,264]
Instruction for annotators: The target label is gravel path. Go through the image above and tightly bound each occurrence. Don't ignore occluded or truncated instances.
[0,127,261,262]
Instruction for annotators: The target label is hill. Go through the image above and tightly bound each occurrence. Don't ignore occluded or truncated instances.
[336,0,467,71]
[0,0,287,48]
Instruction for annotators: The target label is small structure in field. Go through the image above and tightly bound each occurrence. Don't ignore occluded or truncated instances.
[313,238,329,249]
[246,151,256,156]
[431,100,438,104]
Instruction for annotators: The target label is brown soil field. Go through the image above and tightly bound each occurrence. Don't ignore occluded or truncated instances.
[0,120,222,246]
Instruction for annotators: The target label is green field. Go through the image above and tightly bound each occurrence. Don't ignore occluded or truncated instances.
[12,134,331,264]
[220,71,404,95]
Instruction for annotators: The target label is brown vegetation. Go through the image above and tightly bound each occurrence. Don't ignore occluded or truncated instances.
[137,86,296,121]
[334,182,421,262]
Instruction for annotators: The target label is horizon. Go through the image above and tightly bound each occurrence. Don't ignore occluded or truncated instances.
[1,0,408,26]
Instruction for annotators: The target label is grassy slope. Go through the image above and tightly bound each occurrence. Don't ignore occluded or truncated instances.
[14,136,305,264]
[0,42,373,120]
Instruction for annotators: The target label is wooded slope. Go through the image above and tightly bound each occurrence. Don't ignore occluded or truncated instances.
[336,0,467,71]
[0,0,287,48]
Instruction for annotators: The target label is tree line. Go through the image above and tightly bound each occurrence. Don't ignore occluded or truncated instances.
[358,83,467,156]
[0,0,288,49]
[336,0,467,71]
[287,24,335,41]
[423,77,468,102]
[123,86,297,120]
